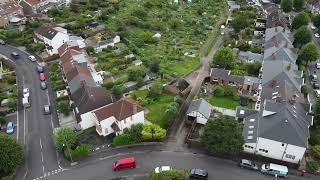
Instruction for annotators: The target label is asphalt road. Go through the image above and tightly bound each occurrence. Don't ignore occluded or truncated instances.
[0,45,60,180]
[45,151,305,180]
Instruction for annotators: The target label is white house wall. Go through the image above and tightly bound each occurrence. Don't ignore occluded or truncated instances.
[187,111,208,124]
[117,111,145,134]
[50,32,69,55]
[79,111,96,130]
[99,116,117,136]
[243,143,256,154]
[282,144,306,164]
[256,137,286,160]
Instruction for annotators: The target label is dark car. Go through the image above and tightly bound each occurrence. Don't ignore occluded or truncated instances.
[239,159,259,170]
[11,52,19,59]
[190,168,208,179]
[36,66,44,73]
[313,82,320,89]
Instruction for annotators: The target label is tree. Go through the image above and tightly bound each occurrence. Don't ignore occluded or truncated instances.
[231,15,251,33]
[312,145,320,159]
[313,14,320,29]
[112,84,125,99]
[293,0,305,11]
[301,84,311,96]
[0,133,24,177]
[313,98,320,128]
[293,26,312,48]
[58,101,70,116]
[142,124,166,141]
[149,60,160,73]
[292,12,310,29]
[245,62,262,76]
[124,123,144,143]
[213,85,224,97]
[307,161,320,174]
[148,81,163,99]
[127,66,146,81]
[54,128,77,150]
[281,0,293,13]
[213,47,235,69]
[201,116,244,155]
[298,43,319,65]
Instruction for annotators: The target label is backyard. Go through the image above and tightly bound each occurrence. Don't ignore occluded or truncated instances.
[209,96,253,110]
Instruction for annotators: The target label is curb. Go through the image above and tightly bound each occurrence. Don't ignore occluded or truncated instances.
[113,142,163,149]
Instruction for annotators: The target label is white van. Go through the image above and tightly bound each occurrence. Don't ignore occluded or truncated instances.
[22,97,30,108]
[261,163,288,177]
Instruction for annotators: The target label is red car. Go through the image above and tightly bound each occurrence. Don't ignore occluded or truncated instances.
[39,73,46,81]
[112,157,136,171]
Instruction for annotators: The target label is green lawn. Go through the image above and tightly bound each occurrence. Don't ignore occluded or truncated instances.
[209,96,253,110]
[131,90,174,128]
[161,58,201,77]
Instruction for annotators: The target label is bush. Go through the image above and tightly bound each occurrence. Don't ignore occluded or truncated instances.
[213,85,224,97]
[56,95,69,102]
[113,134,136,146]
[307,161,320,174]
[309,129,320,145]
[72,144,91,160]
[312,145,320,159]
[149,170,189,180]
[124,123,144,143]
[142,124,166,141]
[224,86,237,97]
[58,101,70,116]
[233,94,240,101]
[301,85,311,96]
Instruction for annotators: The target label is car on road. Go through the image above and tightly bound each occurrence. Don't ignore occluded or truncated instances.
[28,55,36,62]
[190,168,208,179]
[239,159,259,170]
[315,90,320,97]
[40,81,47,90]
[0,39,5,45]
[6,121,14,134]
[112,157,136,171]
[11,52,19,59]
[43,105,51,115]
[311,74,318,82]
[23,88,29,97]
[260,163,288,177]
[315,33,320,38]
[316,62,320,69]
[39,73,45,81]
[314,82,320,89]
[36,65,44,73]
[155,166,173,173]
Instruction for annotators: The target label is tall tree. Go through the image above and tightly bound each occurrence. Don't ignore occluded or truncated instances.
[213,47,235,69]
[293,26,312,48]
[298,43,319,65]
[281,0,293,13]
[313,14,320,29]
[148,81,163,100]
[293,0,305,11]
[54,128,77,150]
[201,116,244,155]
[0,133,24,177]
[292,12,310,29]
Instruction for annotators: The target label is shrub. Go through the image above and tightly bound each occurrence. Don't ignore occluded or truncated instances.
[113,134,136,146]
[102,82,114,90]
[224,86,237,97]
[307,161,320,174]
[149,170,189,180]
[213,85,224,97]
[142,124,166,141]
[309,129,320,145]
[58,101,70,116]
[56,95,69,102]
[301,85,311,97]
[124,123,144,143]
[233,94,240,101]
[72,144,91,160]
[312,145,320,159]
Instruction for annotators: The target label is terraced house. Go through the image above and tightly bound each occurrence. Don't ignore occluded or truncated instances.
[236,26,313,164]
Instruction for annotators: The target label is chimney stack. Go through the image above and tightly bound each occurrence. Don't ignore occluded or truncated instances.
[276,94,282,102]
[272,52,276,60]
[289,94,297,104]
[80,80,86,87]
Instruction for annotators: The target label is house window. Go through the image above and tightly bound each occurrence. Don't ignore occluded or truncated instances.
[285,154,295,160]
[244,145,254,149]
[105,128,108,134]
[282,143,285,146]
[259,148,268,153]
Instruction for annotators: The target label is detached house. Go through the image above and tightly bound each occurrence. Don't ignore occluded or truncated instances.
[187,98,213,125]
[80,99,145,136]
[35,25,69,56]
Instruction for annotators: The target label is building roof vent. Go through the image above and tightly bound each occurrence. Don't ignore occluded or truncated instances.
[250,119,255,122]
[247,136,253,140]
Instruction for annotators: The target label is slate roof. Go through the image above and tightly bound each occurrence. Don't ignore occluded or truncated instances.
[35,26,59,40]
[187,98,213,119]
[238,51,263,62]
[72,85,114,114]
[263,46,297,63]
[65,65,92,82]
[210,68,230,79]
[94,99,144,122]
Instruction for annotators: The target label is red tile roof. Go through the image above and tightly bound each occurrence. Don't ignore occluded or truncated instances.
[60,49,82,64]
[58,42,81,57]
[65,65,92,82]
[94,99,144,122]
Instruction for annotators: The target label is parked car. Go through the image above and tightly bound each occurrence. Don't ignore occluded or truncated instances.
[40,81,47,90]
[28,55,36,62]
[239,159,259,170]
[314,82,320,89]
[11,52,19,59]
[315,33,320,38]
[23,87,29,97]
[311,74,318,82]
[39,73,45,81]
[112,157,136,171]
[6,121,14,134]
[43,105,51,115]
[311,25,317,30]
[260,163,288,177]
[316,62,320,69]
[154,166,172,173]
[36,66,44,73]
[0,39,5,45]
[315,90,320,97]
[189,168,208,179]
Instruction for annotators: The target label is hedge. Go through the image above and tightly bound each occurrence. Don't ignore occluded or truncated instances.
[142,124,166,141]
[113,134,136,146]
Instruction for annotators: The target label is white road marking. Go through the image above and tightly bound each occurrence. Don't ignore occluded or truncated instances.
[41,152,44,163]
[39,138,43,150]
[42,165,45,176]
[23,107,26,144]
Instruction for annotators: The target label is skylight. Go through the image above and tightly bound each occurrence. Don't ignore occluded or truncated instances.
[248,130,254,134]
[250,119,255,122]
